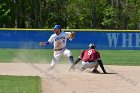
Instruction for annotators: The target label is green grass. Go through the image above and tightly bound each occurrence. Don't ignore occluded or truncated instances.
[0,49,53,63]
[0,49,140,65]
[99,50,140,66]
[0,75,42,93]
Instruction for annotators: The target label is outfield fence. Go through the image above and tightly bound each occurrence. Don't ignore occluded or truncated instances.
[0,28,140,50]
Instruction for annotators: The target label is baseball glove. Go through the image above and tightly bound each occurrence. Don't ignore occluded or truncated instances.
[69,32,75,39]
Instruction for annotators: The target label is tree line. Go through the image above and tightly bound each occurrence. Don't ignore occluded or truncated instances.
[0,0,140,29]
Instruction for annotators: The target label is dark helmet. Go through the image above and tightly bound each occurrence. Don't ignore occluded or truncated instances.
[88,43,96,49]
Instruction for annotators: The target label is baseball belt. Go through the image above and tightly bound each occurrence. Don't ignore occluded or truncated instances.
[54,47,65,51]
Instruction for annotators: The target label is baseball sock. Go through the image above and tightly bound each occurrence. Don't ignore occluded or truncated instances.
[69,56,74,64]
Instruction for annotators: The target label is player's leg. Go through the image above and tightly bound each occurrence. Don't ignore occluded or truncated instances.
[48,50,62,70]
[63,49,74,64]
[92,63,100,73]
[80,61,88,71]
[81,61,100,73]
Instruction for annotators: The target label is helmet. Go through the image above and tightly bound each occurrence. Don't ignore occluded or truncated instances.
[88,43,96,49]
[54,25,61,29]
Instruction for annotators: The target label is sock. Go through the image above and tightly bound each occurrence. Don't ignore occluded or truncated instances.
[69,56,74,64]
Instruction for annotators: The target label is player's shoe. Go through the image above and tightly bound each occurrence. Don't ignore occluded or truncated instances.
[92,69,100,73]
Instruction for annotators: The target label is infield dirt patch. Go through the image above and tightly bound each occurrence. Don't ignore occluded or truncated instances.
[0,63,140,93]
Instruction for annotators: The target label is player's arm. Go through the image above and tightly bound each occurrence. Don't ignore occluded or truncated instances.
[70,50,84,70]
[39,41,50,46]
[74,50,85,65]
[70,57,81,69]
[74,57,81,65]
[39,35,54,46]
[70,57,81,70]
[96,51,107,73]
[97,59,107,74]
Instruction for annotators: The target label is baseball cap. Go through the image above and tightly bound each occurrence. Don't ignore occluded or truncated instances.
[54,25,61,29]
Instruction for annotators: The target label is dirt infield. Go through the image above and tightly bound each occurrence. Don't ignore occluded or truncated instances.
[0,63,140,93]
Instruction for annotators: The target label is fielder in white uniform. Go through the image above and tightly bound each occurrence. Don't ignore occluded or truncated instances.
[40,25,75,70]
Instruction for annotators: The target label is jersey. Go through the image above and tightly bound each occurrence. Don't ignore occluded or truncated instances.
[48,31,71,49]
[79,49,100,62]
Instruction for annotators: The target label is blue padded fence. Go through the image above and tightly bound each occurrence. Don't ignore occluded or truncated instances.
[0,29,140,50]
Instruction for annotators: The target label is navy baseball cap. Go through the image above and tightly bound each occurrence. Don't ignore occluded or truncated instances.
[54,25,61,29]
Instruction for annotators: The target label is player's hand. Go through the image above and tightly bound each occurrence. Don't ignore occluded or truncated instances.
[39,42,46,46]
[69,64,75,71]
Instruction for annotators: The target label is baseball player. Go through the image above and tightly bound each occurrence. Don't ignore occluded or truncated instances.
[70,43,107,74]
[39,25,75,70]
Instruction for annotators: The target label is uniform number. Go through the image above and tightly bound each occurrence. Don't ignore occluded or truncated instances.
[88,50,92,55]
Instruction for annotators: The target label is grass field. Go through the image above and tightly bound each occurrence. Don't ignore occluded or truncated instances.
[0,75,41,93]
[0,49,140,65]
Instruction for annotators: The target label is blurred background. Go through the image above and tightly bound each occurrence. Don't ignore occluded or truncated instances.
[0,0,140,29]
[0,0,140,65]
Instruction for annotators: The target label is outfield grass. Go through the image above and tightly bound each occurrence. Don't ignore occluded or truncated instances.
[0,49,140,65]
[0,49,53,63]
[99,50,140,66]
[0,75,41,93]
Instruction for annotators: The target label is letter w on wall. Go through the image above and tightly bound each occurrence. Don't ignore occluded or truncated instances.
[107,33,120,48]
